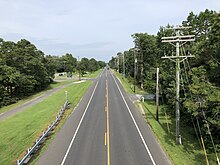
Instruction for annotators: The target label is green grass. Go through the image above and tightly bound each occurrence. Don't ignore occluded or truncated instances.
[83,69,103,78]
[142,101,207,165]
[54,72,79,80]
[113,70,147,95]
[113,71,219,165]
[55,69,103,80]
[0,80,74,114]
[0,81,91,165]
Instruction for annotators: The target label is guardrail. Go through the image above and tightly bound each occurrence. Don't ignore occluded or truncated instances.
[17,101,69,165]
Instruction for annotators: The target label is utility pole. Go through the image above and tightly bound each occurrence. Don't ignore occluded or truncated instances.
[140,48,144,90]
[161,25,195,144]
[114,57,117,69]
[116,56,119,72]
[78,56,81,81]
[156,68,159,121]
[134,39,144,90]
[123,53,125,78]
[133,48,138,93]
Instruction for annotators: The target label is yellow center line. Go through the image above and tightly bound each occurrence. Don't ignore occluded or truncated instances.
[106,79,110,165]
[105,132,107,146]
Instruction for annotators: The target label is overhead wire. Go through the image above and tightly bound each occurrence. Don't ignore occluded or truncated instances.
[180,45,203,149]
[180,45,211,164]
[183,45,220,164]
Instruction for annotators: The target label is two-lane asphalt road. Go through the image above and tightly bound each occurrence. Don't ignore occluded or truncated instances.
[36,69,171,165]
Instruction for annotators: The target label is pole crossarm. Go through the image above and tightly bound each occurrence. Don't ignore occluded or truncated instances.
[161,55,194,59]
[162,35,195,40]
[165,26,192,30]
[162,39,195,43]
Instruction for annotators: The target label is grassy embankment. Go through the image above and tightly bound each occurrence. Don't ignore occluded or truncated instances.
[84,69,104,78]
[0,69,102,165]
[0,80,74,115]
[114,71,219,165]
[113,71,146,95]
[0,69,102,114]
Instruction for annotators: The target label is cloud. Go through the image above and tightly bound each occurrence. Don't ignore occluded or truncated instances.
[56,9,72,16]
[0,0,220,62]
[70,42,115,49]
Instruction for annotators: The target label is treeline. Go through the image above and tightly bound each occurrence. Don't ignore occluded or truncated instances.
[46,54,106,77]
[0,38,105,107]
[109,9,220,151]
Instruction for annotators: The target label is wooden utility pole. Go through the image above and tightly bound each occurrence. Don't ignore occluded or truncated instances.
[117,56,119,72]
[134,39,144,90]
[140,49,144,90]
[133,48,138,93]
[162,25,195,144]
[115,57,117,69]
[156,68,159,121]
[78,56,81,81]
[123,53,125,78]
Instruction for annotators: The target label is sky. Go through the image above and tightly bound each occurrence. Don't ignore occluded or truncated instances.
[0,0,220,62]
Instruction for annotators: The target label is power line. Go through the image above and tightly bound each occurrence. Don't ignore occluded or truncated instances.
[182,56,217,165]
[161,25,195,144]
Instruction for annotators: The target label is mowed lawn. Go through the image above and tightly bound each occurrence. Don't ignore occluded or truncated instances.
[0,80,74,115]
[0,81,91,164]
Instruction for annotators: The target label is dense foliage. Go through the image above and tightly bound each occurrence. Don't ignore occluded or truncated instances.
[0,39,51,106]
[109,9,220,151]
[0,39,105,107]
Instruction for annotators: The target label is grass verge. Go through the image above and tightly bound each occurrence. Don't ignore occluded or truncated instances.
[83,69,103,78]
[114,71,219,165]
[0,80,74,114]
[0,81,91,164]
[142,101,207,165]
[113,70,147,95]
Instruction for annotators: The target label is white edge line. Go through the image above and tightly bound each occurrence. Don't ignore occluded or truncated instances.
[61,81,99,165]
[111,73,157,165]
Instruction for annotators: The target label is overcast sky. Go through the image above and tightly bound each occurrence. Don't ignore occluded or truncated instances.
[0,0,219,62]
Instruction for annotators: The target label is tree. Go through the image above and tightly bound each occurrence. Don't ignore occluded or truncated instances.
[61,53,77,73]
[0,38,52,106]
[80,57,89,76]
[44,55,60,78]
[132,33,159,92]
[109,9,220,152]
[88,58,98,72]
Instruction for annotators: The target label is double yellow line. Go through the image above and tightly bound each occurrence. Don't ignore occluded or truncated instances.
[105,79,110,165]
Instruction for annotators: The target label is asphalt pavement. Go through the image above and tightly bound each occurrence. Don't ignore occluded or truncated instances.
[0,81,84,121]
[36,69,172,165]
